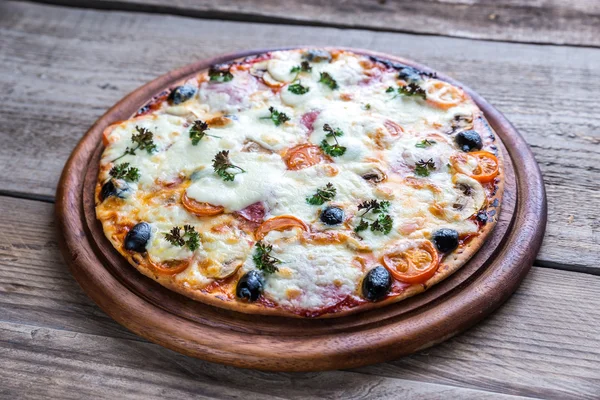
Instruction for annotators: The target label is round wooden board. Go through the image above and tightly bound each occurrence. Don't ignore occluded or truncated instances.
[55,47,546,372]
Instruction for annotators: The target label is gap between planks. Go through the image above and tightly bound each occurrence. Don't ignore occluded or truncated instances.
[24,0,600,49]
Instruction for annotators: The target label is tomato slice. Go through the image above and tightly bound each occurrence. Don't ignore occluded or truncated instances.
[182,193,224,216]
[382,240,440,284]
[469,151,499,182]
[148,258,190,275]
[424,80,465,110]
[284,144,328,170]
[255,215,309,240]
[451,151,499,183]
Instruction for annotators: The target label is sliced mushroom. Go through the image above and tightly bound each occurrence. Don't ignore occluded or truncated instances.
[262,72,285,88]
[241,140,273,154]
[206,115,233,127]
[267,59,297,83]
[201,258,243,279]
[361,168,387,184]
[447,174,485,220]
[249,60,269,78]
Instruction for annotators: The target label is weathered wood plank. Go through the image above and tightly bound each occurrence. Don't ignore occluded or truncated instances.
[0,1,599,271]
[1,323,536,400]
[1,196,599,399]
[30,0,600,47]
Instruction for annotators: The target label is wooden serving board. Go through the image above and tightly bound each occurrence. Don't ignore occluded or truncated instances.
[55,47,546,372]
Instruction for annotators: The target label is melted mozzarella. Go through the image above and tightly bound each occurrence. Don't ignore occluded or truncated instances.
[98,49,492,312]
[186,152,287,212]
[249,232,363,309]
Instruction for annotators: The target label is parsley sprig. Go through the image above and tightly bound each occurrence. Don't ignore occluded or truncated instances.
[212,150,245,181]
[288,81,310,95]
[319,72,338,90]
[415,139,436,148]
[262,106,290,126]
[415,158,436,177]
[386,83,426,100]
[306,183,336,205]
[208,65,233,82]
[253,241,281,274]
[113,126,157,162]
[354,199,393,235]
[290,61,312,74]
[189,120,220,145]
[320,124,346,157]
[164,225,200,251]
[109,163,140,182]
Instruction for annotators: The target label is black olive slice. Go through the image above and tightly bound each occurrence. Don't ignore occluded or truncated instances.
[362,266,392,301]
[236,270,265,302]
[320,207,344,225]
[455,130,483,152]
[431,228,459,253]
[302,50,332,63]
[168,85,196,105]
[124,222,151,253]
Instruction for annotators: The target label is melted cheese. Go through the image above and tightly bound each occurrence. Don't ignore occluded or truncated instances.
[97,49,496,313]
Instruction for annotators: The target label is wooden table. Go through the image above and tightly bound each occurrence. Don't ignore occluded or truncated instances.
[1,1,598,398]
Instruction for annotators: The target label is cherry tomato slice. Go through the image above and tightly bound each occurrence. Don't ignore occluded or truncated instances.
[469,151,499,183]
[424,80,465,110]
[182,193,224,216]
[284,144,328,171]
[148,258,190,276]
[382,240,440,284]
[255,215,309,240]
[451,151,499,183]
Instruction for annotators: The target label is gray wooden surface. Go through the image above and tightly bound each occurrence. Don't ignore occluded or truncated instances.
[0,1,599,398]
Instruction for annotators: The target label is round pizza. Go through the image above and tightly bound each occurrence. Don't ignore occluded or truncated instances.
[95,48,503,318]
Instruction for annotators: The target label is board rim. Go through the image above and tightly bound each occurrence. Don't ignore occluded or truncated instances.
[55,46,546,371]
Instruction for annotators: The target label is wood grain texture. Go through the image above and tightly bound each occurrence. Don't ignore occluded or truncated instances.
[30,0,600,47]
[54,46,545,370]
[1,196,598,398]
[0,1,597,271]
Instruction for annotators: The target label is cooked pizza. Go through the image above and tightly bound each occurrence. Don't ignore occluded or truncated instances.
[95,48,503,318]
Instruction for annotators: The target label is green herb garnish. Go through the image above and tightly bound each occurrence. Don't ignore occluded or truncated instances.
[319,72,338,90]
[354,199,393,235]
[253,241,281,274]
[212,150,245,182]
[399,83,427,99]
[164,225,200,251]
[109,162,140,182]
[387,83,427,100]
[415,158,436,177]
[290,61,312,74]
[263,106,290,126]
[320,123,346,157]
[189,120,220,145]
[113,126,157,162]
[358,199,391,215]
[415,139,436,148]
[370,214,393,234]
[306,182,336,205]
[208,66,233,82]
[288,81,310,95]
[354,219,369,233]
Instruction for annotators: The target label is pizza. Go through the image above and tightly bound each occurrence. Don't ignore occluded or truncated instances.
[95,48,503,318]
